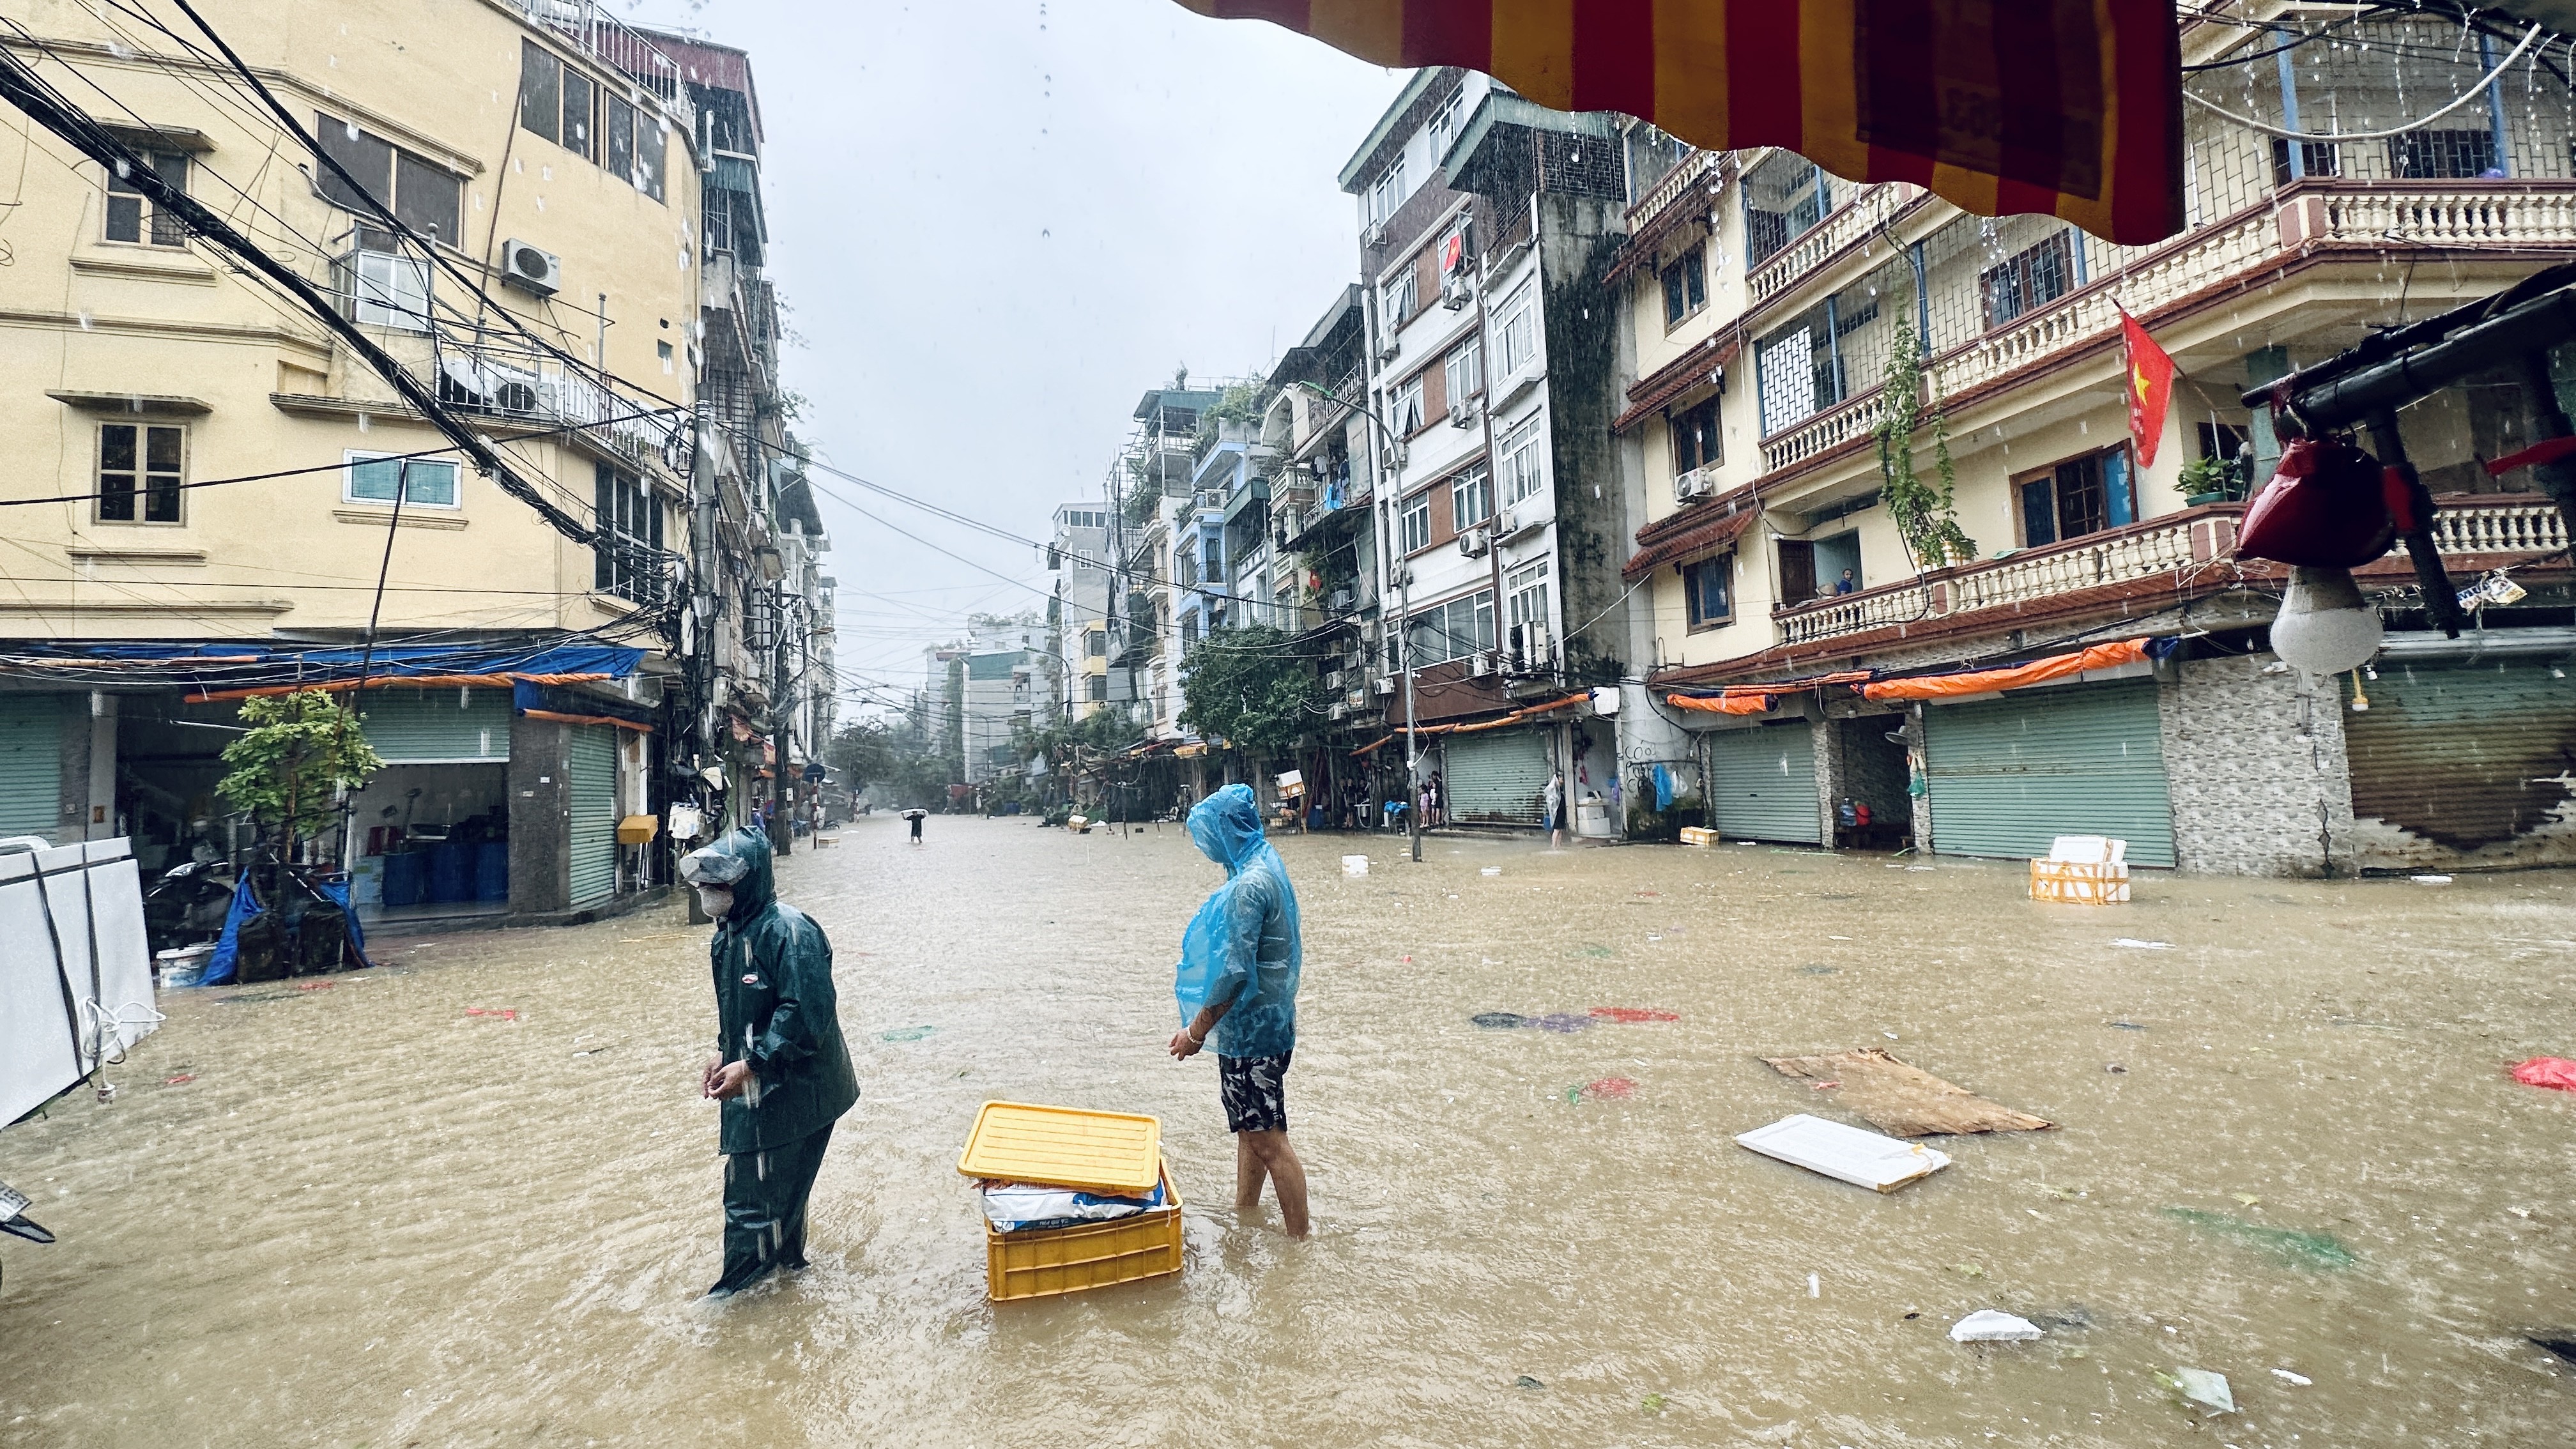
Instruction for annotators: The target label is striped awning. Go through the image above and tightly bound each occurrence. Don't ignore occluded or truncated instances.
[1174,1,2184,245]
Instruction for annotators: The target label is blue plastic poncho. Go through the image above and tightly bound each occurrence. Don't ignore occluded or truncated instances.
[1174,785,1302,1059]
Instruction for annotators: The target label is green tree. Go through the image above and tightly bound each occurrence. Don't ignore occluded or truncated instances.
[1872,314,1976,569]
[216,690,382,854]
[1178,626,1321,755]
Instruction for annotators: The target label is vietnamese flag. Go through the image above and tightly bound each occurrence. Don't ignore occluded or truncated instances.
[2119,307,2175,468]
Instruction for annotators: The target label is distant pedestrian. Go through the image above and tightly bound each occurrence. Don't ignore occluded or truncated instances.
[1167,784,1309,1239]
[678,829,859,1299]
[1544,770,1565,850]
[903,808,926,845]
[809,798,825,836]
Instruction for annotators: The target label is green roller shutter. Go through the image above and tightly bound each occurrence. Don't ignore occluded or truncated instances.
[0,695,63,838]
[1706,722,1821,843]
[1923,678,2174,866]
[567,725,618,905]
[2344,657,2576,865]
[1444,728,1551,824]
[360,687,512,763]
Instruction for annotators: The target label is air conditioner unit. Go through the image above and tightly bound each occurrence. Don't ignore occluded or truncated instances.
[1448,399,1480,429]
[500,238,562,296]
[1329,702,1349,720]
[1363,220,1388,247]
[1441,273,1472,310]
[1373,676,1397,696]
[1673,466,1719,503]
[1492,508,1522,539]
[1457,526,1491,558]
[1524,620,1551,667]
[1326,587,1354,612]
[1469,652,1492,678]
[1324,669,1345,689]
[1376,337,1402,364]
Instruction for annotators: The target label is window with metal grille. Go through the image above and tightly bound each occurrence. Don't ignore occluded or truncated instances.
[104,150,188,246]
[96,423,183,524]
[1980,231,2076,331]
[594,465,664,602]
[2269,137,2341,185]
[2388,129,2497,180]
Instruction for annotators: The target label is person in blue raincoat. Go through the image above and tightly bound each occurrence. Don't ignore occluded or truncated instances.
[1165,784,1308,1238]
[679,828,859,1297]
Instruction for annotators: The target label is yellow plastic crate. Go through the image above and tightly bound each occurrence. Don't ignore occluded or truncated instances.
[985,1163,1183,1301]
[2029,859,2131,904]
[957,1101,1162,1197]
[1678,826,1720,847]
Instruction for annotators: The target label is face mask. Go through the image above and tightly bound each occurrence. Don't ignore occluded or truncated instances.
[694,885,735,919]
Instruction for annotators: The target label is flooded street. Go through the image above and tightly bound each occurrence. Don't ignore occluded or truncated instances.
[5,816,2575,1446]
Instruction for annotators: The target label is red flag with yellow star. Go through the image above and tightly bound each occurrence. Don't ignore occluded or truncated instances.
[2119,307,2175,467]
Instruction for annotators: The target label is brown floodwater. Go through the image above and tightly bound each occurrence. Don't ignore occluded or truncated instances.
[3,816,2573,1446]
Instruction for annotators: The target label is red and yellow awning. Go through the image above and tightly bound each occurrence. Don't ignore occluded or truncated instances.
[1174,0,2184,245]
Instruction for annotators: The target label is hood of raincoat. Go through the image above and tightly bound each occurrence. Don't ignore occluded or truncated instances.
[683,827,776,919]
[1174,785,1302,1057]
[1188,783,1267,874]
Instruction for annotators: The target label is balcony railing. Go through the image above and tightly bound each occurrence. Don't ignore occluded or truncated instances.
[506,0,689,112]
[2303,180,2576,249]
[1627,147,1719,228]
[1770,498,2569,650]
[1746,183,1917,308]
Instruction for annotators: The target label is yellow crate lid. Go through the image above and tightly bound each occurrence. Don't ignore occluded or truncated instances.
[958,1101,1162,1195]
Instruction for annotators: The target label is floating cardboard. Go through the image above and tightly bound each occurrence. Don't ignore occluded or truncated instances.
[1763,1047,2053,1138]
[1735,1112,1952,1192]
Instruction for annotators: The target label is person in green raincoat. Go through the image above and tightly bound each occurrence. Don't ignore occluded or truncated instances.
[680,828,859,1298]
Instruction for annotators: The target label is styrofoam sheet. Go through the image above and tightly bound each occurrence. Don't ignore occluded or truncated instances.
[1,839,153,1124]
[1735,1112,1953,1192]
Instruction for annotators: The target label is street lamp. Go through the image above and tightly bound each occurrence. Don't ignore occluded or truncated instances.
[1292,379,1422,864]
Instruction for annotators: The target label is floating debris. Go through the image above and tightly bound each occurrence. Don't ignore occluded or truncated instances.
[878,1025,937,1043]
[1763,1048,2051,1137]
[1470,1011,1528,1030]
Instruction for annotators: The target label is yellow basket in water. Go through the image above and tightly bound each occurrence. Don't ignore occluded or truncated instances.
[984,1162,1183,1301]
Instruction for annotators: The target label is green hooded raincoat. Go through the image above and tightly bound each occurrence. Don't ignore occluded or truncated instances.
[703,829,859,1154]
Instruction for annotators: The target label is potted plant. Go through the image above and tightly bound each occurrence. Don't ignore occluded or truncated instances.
[2177,453,2236,507]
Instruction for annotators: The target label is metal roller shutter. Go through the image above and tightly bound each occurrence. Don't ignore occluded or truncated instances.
[1923,678,2174,866]
[1706,723,1821,843]
[567,725,618,905]
[0,695,63,838]
[1444,729,1551,824]
[2344,657,2576,868]
[360,687,512,763]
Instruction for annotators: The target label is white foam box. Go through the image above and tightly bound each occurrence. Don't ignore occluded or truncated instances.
[1736,1113,1951,1192]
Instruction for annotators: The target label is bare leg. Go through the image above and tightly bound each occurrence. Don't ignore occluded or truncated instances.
[1234,1131,1269,1210]
[1242,1130,1308,1238]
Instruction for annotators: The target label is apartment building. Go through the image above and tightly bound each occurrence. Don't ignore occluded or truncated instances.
[1048,502,1114,721]
[1342,69,1639,832]
[0,0,817,919]
[1613,3,2576,875]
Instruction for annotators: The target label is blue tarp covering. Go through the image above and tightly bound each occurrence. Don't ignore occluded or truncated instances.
[203,876,256,986]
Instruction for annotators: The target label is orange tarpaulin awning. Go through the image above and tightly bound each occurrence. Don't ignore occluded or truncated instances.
[1667,691,1775,716]
[1175,0,2184,245]
[1858,638,2149,702]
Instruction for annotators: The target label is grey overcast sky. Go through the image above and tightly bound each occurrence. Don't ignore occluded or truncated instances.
[624,0,1407,712]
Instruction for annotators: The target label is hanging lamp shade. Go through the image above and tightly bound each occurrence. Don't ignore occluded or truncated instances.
[1174,0,2186,245]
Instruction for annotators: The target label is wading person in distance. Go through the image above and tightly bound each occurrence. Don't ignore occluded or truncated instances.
[680,829,859,1298]
[1167,784,1309,1238]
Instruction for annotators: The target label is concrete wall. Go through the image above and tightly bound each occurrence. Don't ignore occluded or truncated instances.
[2159,655,2357,877]
[508,714,572,916]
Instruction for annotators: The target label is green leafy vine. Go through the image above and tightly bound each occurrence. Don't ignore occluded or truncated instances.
[1872,314,1975,569]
